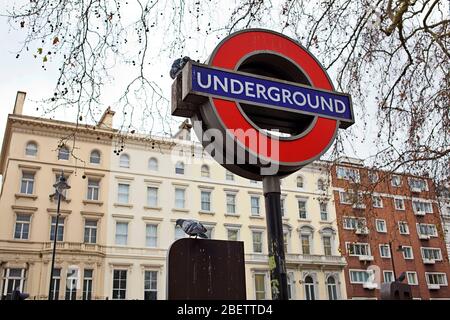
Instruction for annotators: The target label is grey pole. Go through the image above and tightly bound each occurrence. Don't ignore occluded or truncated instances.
[262,176,288,300]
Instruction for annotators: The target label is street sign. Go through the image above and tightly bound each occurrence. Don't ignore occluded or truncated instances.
[172,29,353,180]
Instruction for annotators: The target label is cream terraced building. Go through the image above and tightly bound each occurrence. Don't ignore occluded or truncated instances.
[0,92,347,300]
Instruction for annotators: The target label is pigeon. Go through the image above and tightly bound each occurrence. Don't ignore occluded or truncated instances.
[176,219,208,238]
[170,56,191,79]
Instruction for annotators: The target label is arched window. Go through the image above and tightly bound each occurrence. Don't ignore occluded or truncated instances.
[58,145,70,160]
[327,276,338,300]
[175,161,184,175]
[297,176,304,188]
[148,157,158,171]
[304,275,316,300]
[25,142,38,156]
[321,227,335,256]
[300,226,314,255]
[90,150,101,164]
[201,165,210,178]
[317,178,326,191]
[119,154,130,168]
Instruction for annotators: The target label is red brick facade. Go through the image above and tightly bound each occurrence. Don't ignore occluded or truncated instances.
[331,161,450,299]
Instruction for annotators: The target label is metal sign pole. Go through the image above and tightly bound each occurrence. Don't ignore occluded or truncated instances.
[262,176,288,300]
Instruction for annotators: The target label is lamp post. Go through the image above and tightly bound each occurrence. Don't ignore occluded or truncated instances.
[48,171,70,300]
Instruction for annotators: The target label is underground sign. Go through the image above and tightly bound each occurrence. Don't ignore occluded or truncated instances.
[172,29,354,180]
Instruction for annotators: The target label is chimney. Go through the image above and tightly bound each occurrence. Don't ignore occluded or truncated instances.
[13,91,26,115]
[97,107,115,129]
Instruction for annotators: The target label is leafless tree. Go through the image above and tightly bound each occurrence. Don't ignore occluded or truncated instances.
[3,0,449,183]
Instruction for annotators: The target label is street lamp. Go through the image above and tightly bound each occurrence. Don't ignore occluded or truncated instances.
[48,171,70,300]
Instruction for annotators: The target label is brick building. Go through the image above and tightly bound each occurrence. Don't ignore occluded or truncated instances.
[331,157,450,299]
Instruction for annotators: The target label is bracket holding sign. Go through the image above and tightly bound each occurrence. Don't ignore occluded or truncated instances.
[171,29,354,300]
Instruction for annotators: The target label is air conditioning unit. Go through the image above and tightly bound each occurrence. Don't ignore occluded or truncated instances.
[355,227,369,235]
[359,255,374,262]
[418,234,430,240]
[410,187,422,193]
[414,210,426,216]
[427,284,440,290]
[423,258,435,265]
[363,282,378,290]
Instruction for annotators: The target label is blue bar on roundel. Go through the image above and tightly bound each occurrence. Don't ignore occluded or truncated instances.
[191,64,353,125]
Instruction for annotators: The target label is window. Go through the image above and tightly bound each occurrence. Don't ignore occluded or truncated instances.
[283,230,289,253]
[407,272,418,285]
[58,146,70,160]
[372,195,383,208]
[398,221,409,234]
[65,267,78,300]
[383,271,394,283]
[204,226,214,239]
[402,246,414,259]
[87,179,100,201]
[379,244,391,258]
[144,271,158,300]
[304,275,316,300]
[296,176,304,188]
[201,191,211,211]
[421,247,442,261]
[82,269,93,300]
[301,234,311,255]
[349,269,373,284]
[227,229,239,241]
[2,268,26,299]
[226,194,236,214]
[147,187,158,207]
[14,214,31,240]
[112,270,127,299]
[25,142,37,156]
[90,150,101,164]
[280,198,285,217]
[49,268,61,300]
[20,172,35,194]
[174,225,185,240]
[175,161,184,174]
[117,183,130,204]
[327,276,338,300]
[376,219,387,233]
[84,220,97,244]
[391,175,401,187]
[298,199,307,219]
[346,243,370,256]
[201,165,210,178]
[336,166,360,183]
[148,157,158,171]
[323,235,332,256]
[412,200,433,214]
[119,154,130,168]
[394,198,405,210]
[287,272,295,300]
[417,223,438,237]
[317,179,326,191]
[368,171,378,183]
[252,231,263,253]
[225,170,234,181]
[426,273,448,286]
[50,216,64,241]
[175,188,186,209]
[339,191,352,204]
[251,196,260,216]
[320,202,328,221]
[409,178,427,191]
[254,274,266,300]
[146,224,157,247]
[343,217,366,230]
[115,222,128,245]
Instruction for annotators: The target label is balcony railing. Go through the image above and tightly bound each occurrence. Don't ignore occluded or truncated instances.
[245,253,346,266]
[43,242,106,253]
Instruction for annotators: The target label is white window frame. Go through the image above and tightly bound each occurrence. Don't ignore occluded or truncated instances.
[25,141,38,157]
[297,198,308,219]
[383,270,394,283]
[90,150,101,164]
[339,191,353,204]
[252,230,263,253]
[336,166,361,183]
[14,213,31,240]
[112,269,127,300]
[200,164,210,178]
[115,221,128,246]
[83,219,98,244]
[225,170,234,181]
[375,219,387,233]
[119,154,130,168]
[412,199,433,214]
[174,187,186,209]
[402,246,414,259]
[254,272,268,300]
[87,178,100,201]
[175,161,185,175]
[368,171,378,183]
[58,146,70,160]
[406,272,418,285]
[226,227,240,241]
[148,157,158,171]
[145,224,158,248]
[372,195,383,208]
[421,247,442,261]
[391,175,401,187]
[200,190,212,212]
[346,242,371,256]
[416,223,438,237]
[117,183,130,204]
[319,202,328,221]
[398,221,409,235]
[348,269,373,284]
[144,270,158,300]
[226,193,237,215]
[147,186,158,207]
[408,177,428,192]
[20,171,35,195]
[251,196,261,216]
[394,198,405,210]
[379,244,391,258]
[425,273,448,286]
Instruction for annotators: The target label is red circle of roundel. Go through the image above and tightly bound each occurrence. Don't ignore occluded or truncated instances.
[209,30,338,164]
